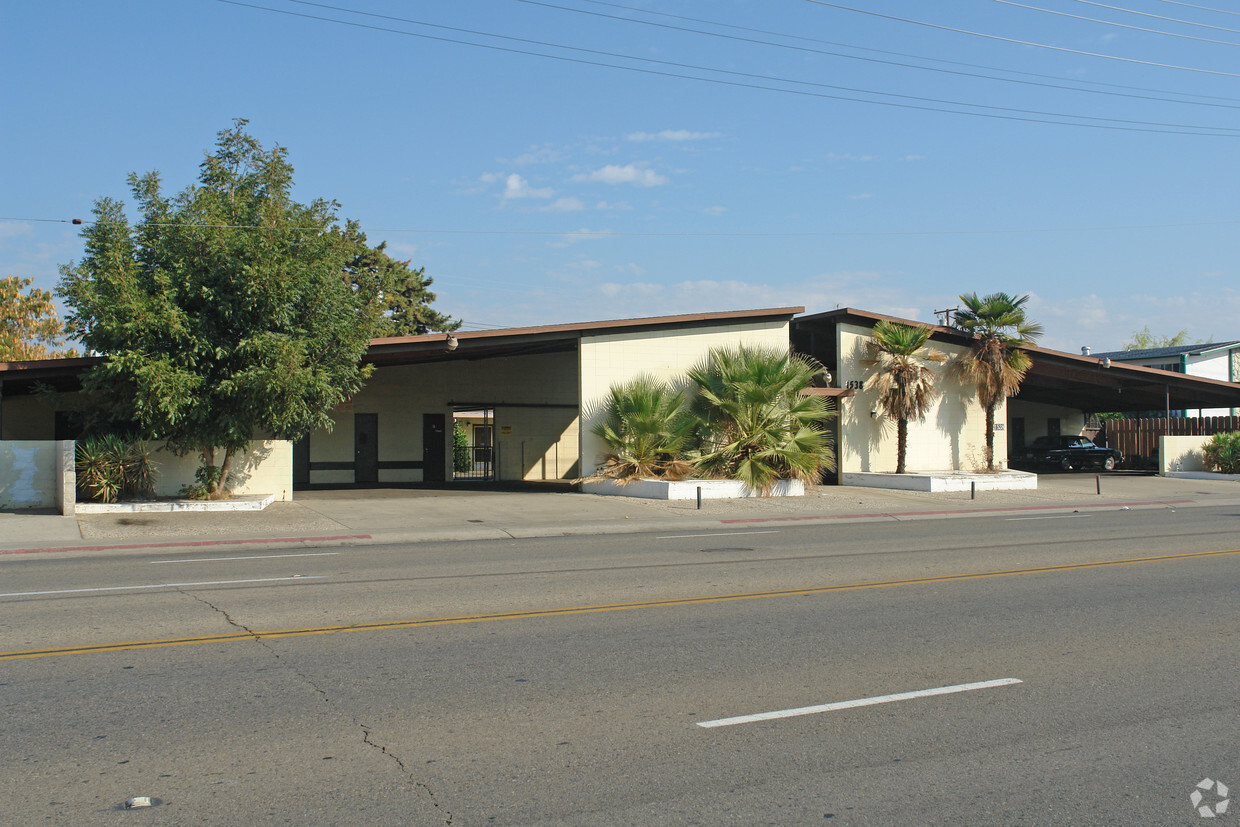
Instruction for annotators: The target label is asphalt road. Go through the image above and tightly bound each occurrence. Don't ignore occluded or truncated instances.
[3,505,1238,825]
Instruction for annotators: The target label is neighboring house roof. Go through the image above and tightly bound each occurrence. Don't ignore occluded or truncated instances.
[1092,341,1240,361]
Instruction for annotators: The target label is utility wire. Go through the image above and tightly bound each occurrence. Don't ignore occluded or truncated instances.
[10,216,1239,238]
[989,0,1240,46]
[802,0,1240,78]
[517,0,1240,111]
[1067,0,1240,33]
[224,1,1239,135]
[1150,0,1240,20]
[574,0,1240,103]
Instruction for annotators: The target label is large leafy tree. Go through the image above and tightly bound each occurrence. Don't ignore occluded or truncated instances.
[57,120,424,496]
[687,344,835,494]
[0,276,78,360]
[340,221,458,336]
[952,292,1043,471]
[864,320,945,474]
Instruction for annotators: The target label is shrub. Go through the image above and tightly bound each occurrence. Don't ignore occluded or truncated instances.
[1202,432,1240,474]
[687,345,836,494]
[590,375,695,483]
[453,422,471,473]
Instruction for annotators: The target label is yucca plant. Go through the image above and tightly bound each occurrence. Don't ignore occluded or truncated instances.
[590,375,695,483]
[687,344,835,494]
[865,320,946,474]
[74,435,159,502]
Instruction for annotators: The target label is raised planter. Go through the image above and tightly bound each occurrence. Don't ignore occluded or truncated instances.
[842,470,1037,492]
[583,478,806,500]
[1163,471,1240,482]
[74,494,276,514]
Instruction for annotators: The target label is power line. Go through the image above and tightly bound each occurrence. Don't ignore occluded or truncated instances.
[1150,0,1240,20]
[221,1,1239,135]
[801,0,1240,78]
[988,0,1240,46]
[9,215,1239,238]
[1067,0,1240,33]
[518,0,1240,111]
[573,0,1240,104]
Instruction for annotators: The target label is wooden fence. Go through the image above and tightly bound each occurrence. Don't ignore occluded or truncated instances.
[1104,416,1240,467]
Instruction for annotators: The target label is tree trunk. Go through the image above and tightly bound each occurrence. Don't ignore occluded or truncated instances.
[984,401,996,471]
[212,446,235,498]
[896,418,908,475]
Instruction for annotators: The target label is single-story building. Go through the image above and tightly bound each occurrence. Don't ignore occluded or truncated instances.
[4,306,1240,491]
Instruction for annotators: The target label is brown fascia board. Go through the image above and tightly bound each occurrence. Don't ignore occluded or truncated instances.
[368,307,805,351]
[0,355,102,375]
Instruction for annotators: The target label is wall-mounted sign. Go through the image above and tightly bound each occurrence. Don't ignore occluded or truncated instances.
[500,425,513,435]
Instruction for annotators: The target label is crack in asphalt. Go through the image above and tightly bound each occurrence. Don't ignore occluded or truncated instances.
[179,588,454,824]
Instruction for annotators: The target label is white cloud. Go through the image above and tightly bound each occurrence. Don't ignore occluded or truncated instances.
[0,222,33,240]
[503,173,554,200]
[825,153,876,163]
[703,206,727,216]
[572,164,667,187]
[626,130,721,142]
[546,228,615,248]
[540,197,586,213]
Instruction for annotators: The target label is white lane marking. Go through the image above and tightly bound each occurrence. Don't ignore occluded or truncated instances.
[696,678,1023,728]
[151,552,341,564]
[656,531,781,540]
[0,576,326,598]
[1005,515,1093,521]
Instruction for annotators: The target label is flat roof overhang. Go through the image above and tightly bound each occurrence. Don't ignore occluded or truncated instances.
[791,308,1240,413]
[1018,346,1240,412]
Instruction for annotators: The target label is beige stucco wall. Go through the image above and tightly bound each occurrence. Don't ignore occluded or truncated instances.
[0,440,60,509]
[834,322,996,474]
[1159,435,1212,473]
[150,441,292,500]
[578,320,792,476]
[310,350,580,484]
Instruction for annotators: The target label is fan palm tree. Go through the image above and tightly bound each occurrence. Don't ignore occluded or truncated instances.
[687,344,835,494]
[865,320,946,474]
[951,292,1044,471]
[589,375,695,483]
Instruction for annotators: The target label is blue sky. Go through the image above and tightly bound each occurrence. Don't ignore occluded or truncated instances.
[2,0,1237,351]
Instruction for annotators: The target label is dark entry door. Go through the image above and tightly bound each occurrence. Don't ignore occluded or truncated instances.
[293,435,310,487]
[423,413,446,482]
[355,413,378,484]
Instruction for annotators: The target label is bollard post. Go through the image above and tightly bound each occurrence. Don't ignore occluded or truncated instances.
[1096,475,1101,495]
[697,486,702,510]
[971,481,976,500]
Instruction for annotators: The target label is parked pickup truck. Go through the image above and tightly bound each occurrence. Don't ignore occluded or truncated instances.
[1026,435,1123,471]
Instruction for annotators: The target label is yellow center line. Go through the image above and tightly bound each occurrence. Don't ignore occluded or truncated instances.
[4,546,1239,661]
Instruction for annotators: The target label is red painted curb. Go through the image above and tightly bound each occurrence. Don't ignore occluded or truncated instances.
[0,534,373,556]
[720,500,1195,524]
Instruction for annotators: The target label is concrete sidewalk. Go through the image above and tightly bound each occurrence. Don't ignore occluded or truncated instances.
[3,473,1238,556]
